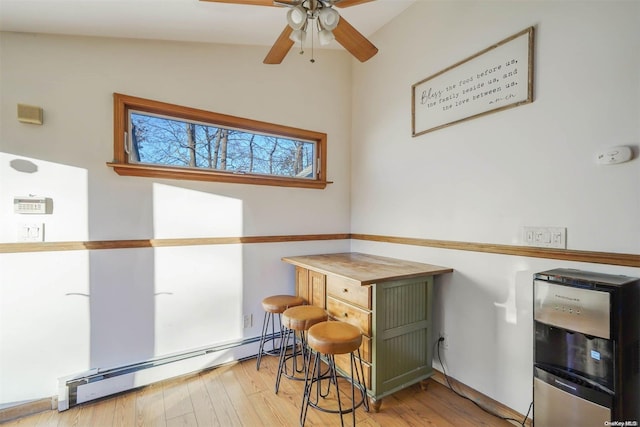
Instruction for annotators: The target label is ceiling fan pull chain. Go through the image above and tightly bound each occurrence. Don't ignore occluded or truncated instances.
[310,19,316,63]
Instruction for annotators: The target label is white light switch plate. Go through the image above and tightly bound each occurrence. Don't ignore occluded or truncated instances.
[18,223,45,242]
[523,226,566,249]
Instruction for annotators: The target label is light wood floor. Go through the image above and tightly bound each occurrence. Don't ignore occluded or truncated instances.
[4,355,518,427]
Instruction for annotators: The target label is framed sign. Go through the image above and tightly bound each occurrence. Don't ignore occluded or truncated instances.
[412,27,534,136]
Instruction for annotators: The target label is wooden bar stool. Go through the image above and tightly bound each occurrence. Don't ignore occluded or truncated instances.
[275,305,328,393]
[301,321,369,427]
[256,294,304,370]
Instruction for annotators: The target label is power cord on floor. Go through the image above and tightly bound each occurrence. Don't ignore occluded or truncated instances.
[435,337,533,427]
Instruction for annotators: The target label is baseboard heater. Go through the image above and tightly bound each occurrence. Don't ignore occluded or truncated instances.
[58,333,276,411]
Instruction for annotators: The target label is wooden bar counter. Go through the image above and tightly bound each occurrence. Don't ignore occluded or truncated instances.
[281,252,453,411]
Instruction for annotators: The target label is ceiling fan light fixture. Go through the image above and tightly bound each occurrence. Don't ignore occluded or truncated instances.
[287,6,307,30]
[290,28,307,44]
[318,7,339,31]
[318,29,335,46]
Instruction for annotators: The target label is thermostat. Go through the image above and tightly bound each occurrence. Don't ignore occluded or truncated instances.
[13,196,51,214]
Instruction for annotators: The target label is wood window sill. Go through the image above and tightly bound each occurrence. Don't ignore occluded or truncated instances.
[107,162,332,189]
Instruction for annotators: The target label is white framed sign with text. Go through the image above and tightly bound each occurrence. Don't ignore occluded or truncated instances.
[412,27,534,136]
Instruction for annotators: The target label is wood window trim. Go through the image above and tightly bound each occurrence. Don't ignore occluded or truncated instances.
[107,93,331,189]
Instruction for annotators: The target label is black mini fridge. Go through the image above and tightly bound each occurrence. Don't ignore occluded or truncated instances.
[533,268,640,427]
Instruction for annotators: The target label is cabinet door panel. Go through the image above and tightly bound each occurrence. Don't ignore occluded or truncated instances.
[309,270,326,308]
[373,278,433,394]
[295,267,310,303]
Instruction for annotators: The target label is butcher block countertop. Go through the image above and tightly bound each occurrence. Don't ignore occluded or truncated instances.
[281,252,453,286]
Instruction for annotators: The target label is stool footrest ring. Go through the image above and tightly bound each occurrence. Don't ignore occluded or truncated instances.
[300,351,369,426]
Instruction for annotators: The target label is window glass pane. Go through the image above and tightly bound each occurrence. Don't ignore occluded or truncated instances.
[129,111,316,179]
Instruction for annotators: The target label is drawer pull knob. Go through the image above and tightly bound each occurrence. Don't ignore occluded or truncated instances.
[344,313,348,317]
[343,288,349,293]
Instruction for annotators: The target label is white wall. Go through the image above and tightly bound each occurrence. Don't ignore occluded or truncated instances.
[350,0,640,415]
[0,33,352,407]
[2,0,639,417]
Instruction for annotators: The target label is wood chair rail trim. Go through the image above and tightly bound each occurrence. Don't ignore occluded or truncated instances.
[0,233,637,267]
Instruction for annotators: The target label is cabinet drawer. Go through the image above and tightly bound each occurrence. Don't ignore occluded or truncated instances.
[327,334,371,363]
[314,330,370,362]
[326,275,371,309]
[358,335,371,363]
[327,297,372,336]
[334,354,371,391]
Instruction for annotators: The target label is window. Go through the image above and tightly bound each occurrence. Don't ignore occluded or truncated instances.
[108,93,329,189]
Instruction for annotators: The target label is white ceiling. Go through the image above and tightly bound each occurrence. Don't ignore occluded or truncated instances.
[0,0,416,49]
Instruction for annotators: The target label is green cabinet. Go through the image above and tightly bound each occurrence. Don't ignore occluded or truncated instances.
[282,252,451,411]
[372,277,433,401]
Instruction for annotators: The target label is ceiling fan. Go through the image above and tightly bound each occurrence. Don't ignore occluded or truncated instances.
[200,0,379,64]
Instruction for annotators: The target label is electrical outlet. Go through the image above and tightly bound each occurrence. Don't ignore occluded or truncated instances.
[439,332,449,350]
[243,314,253,329]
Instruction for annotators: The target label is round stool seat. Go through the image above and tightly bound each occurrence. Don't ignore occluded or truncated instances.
[256,294,304,371]
[261,295,304,314]
[307,321,362,355]
[283,306,328,331]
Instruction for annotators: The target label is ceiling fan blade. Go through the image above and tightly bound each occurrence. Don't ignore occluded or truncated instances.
[263,26,295,64]
[334,0,375,8]
[333,16,378,62]
[199,0,276,6]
